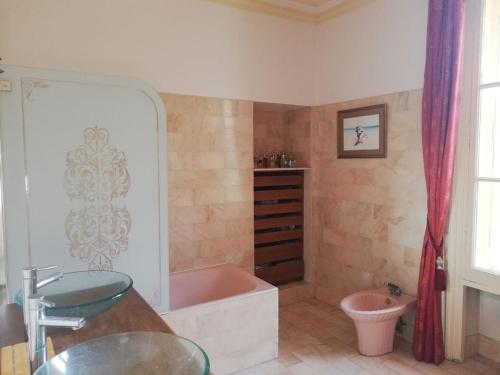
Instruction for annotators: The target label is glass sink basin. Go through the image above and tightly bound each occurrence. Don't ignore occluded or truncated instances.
[16,271,132,318]
[33,332,210,375]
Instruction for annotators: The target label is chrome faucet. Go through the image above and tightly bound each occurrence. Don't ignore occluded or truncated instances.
[385,282,402,296]
[22,266,63,326]
[27,294,86,373]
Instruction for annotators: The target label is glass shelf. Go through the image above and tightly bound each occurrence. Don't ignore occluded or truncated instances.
[16,271,133,318]
[33,332,210,375]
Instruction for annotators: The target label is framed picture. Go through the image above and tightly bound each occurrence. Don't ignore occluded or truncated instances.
[337,104,387,158]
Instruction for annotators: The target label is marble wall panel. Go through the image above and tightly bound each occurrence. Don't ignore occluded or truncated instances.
[311,90,426,310]
[254,107,312,167]
[161,93,254,273]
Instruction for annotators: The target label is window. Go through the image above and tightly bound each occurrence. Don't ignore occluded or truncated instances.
[445,0,500,359]
[473,0,500,274]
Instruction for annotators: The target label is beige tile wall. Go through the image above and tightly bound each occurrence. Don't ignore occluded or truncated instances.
[311,89,426,306]
[253,110,286,158]
[284,108,312,167]
[162,89,425,319]
[161,93,254,273]
[253,107,312,167]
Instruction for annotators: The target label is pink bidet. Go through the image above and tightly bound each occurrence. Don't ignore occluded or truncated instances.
[340,288,416,356]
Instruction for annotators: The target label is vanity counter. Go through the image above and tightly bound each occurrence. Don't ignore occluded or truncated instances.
[0,288,173,353]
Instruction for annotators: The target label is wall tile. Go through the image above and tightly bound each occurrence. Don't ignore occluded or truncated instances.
[194,222,226,241]
[168,188,194,207]
[225,152,254,169]
[167,152,192,171]
[169,206,209,225]
[162,93,254,273]
[192,152,225,170]
[225,185,253,203]
[311,89,426,313]
[253,107,312,167]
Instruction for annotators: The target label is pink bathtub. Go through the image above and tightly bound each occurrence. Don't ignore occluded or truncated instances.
[169,263,275,310]
[163,264,279,374]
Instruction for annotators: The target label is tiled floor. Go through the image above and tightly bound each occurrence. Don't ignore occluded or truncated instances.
[234,299,500,375]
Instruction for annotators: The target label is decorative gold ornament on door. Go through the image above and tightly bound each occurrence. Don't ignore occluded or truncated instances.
[64,127,131,270]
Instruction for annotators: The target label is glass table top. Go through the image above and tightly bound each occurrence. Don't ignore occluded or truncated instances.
[16,271,133,318]
[33,332,210,375]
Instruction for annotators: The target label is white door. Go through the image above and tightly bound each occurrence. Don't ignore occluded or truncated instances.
[0,66,169,312]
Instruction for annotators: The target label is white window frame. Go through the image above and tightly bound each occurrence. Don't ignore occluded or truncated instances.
[446,0,500,361]
[459,0,500,294]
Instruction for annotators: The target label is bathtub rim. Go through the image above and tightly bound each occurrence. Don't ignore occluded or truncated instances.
[165,263,278,314]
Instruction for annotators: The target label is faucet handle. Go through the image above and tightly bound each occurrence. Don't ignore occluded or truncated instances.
[384,282,402,296]
[22,265,58,279]
[36,265,58,272]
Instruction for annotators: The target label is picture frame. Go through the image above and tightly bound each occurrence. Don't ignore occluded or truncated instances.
[337,104,387,158]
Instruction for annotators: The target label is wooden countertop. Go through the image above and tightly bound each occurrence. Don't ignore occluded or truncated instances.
[0,303,26,348]
[0,288,172,353]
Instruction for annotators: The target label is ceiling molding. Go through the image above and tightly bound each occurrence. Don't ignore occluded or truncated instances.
[290,0,330,6]
[316,0,374,23]
[208,0,317,23]
[207,0,375,24]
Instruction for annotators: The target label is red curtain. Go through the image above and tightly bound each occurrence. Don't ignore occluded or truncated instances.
[414,0,466,365]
